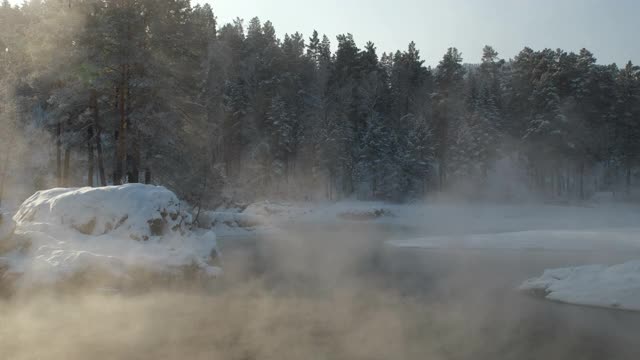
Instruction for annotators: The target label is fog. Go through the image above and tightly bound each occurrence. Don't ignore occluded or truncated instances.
[2,221,640,360]
[2,1,640,359]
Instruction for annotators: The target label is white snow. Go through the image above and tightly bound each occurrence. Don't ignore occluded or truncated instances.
[520,261,640,311]
[1,184,220,288]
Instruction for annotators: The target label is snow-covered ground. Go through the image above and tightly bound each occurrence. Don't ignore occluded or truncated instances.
[0,184,220,289]
[520,261,640,311]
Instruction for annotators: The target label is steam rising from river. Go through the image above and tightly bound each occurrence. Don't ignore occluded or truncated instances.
[2,222,638,360]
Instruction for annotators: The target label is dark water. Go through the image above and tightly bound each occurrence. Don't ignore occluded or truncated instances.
[217,223,640,360]
[3,222,639,360]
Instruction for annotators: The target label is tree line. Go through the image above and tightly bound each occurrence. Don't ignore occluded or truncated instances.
[1,0,639,205]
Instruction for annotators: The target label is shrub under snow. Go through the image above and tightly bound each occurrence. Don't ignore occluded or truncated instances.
[1,184,220,289]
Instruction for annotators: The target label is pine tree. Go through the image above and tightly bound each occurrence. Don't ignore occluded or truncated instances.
[4,2,640,203]
[434,47,465,189]
[614,61,640,193]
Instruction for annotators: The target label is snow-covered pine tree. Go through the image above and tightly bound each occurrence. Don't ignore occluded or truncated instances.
[434,47,466,189]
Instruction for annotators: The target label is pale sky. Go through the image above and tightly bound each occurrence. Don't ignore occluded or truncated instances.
[200,0,638,66]
[9,0,639,66]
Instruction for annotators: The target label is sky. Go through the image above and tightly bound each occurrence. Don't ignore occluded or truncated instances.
[8,0,638,66]
[198,0,638,66]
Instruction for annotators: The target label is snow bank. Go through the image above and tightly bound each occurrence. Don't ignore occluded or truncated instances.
[196,201,302,237]
[241,201,394,224]
[1,184,220,289]
[197,210,264,237]
[520,261,640,311]
[199,211,262,230]
[243,201,306,221]
[211,201,394,236]
[387,229,640,252]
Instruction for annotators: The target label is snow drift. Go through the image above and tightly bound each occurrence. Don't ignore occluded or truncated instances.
[0,184,220,289]
[520,261,640,311]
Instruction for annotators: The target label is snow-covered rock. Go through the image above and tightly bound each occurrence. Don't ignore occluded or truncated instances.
[1,184,220,289]
[520,261,640,311]
[13,185,190,241]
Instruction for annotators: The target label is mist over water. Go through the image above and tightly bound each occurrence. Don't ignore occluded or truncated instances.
[2,1,640,359]
[2,222,640,360]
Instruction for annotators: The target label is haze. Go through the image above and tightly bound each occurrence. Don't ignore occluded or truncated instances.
[2,1,640,359]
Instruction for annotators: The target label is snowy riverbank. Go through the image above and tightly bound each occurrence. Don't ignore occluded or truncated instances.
[4,192,639,311]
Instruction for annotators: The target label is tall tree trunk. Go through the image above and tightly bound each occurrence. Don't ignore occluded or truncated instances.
[63,147,71,187]
[56,121,63,186]
[61,116,72,187]
[90,89,107,186]
[327,170,333,201]
[113,129,119,184]
[626,164,632,196]
[0,108,17,208]
[372,176,377,199]
[114,65,128,185]
[129,126,140,183]
[579,162,585,201]
[88,126,94,187]
[0,139,12,209]
[556,170,562,198]
[193,167,209,226]
[437,101,448,191]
